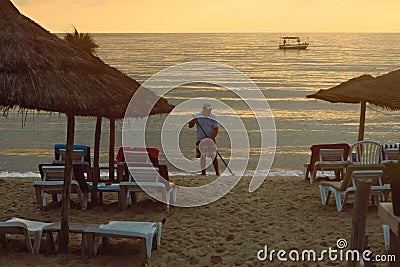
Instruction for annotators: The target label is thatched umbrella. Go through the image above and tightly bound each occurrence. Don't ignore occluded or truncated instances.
[0,0,173,253]
[307,70,400,140]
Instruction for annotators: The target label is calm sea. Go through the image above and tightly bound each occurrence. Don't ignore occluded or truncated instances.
[1,33,400,176]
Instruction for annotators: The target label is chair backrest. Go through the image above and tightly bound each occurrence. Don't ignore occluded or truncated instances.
[307,143,350,177]
[125,151,151,164]
[339,164,384,191]
[55,144,91,164]
[349,141,382,164]
[58,149,85,162]
[42,166,67,181]
[319,149,344,161]
[383,148,399,161]
[128,166,160,183]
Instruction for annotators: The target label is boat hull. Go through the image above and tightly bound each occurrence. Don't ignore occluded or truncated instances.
[279,43,309,50]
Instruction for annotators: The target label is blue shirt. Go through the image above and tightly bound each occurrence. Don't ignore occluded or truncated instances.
[194,112,218,141]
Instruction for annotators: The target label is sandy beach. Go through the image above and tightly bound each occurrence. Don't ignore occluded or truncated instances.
[0,175,389,266]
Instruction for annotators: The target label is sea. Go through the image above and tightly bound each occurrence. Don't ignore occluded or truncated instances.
[1,33,400,178]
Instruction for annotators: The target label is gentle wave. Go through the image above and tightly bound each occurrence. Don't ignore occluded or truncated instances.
[0,170,302,178]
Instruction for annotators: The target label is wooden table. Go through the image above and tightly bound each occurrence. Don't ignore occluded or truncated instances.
[43,223,99,256]
[378,202,400,266]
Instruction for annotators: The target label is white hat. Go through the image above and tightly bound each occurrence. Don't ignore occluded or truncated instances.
[203,102,212,110]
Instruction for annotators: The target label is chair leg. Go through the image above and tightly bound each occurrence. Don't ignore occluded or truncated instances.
[326,191,331,205]
[45,231,55,256]
[32,230,44,254]
[83,193,88,210]
[43,193,49,208]
[342,192,349,211]
[131,192,138,204]
[0,234,8,250]
[99,192,103,204]
[334,191,343,212]
[34,186,43,210]
[319,185,327,205]
[23,231,34,255]
[86,233,96,258]
[156,223,162,247]
[383,224,390,249]
[165,191,170,211]
[144,235,153,260]
[171,188,177,204]
[120,186,127,211]
[76,187,85,210]
[310,169,318,184]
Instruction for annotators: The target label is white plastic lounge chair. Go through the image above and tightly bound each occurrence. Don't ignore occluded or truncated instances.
[310,148,351,184]
[350,141,382,164]
[33,166,87,210]
[382,147,399,163]
[84,221,162,261]
[116,151,154,182]
[119,167,177,211]
[319,164,389,211]
[0,217,52,254]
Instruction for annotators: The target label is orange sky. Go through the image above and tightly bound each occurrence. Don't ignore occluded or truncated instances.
[12,0,400,33]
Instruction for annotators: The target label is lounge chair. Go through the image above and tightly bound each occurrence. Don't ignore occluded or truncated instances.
[119,167,177,211]
[33,166,87,210]
[382,147,399,163]
[319,164,389,211]
[0,217,52,254]
[350,141,382,164]
[54,144,91,164]
[309,148,351,184]
[93,152,151,206]
[84,221,162,261]
[303,143,350,182]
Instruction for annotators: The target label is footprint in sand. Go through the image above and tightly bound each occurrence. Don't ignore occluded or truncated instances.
[210,255,222,264]
[225,234,235,241]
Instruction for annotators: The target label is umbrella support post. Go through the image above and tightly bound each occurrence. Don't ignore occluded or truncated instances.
[358,101,366,141]
[109,118,115,182]
[92,116,102,205]
[59,115,75,253]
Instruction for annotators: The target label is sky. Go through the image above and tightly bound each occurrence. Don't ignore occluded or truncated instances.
[12,0,400,33]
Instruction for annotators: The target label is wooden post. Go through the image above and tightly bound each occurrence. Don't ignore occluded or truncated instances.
[348,180,371,267]
[109,117,115,182]
[92,116,102,205]
[358,101,366,141]
[59,115,75,253]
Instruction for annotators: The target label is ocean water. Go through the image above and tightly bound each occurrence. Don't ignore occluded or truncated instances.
[1,33,400,176]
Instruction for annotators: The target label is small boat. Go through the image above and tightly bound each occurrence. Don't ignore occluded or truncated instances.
[279,36,309,50]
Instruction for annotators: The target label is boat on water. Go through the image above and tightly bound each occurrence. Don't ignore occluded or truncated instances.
[279,36,309,50]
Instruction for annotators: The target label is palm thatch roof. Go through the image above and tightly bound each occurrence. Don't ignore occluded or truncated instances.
[0,0,173,119]
[307,70,400,110]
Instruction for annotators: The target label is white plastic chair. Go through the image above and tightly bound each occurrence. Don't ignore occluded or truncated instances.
[310,148,350,184]
[1,217,52,254]
[319,164,388,211]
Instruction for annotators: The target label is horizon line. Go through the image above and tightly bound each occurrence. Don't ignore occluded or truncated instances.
[52,31,400,34]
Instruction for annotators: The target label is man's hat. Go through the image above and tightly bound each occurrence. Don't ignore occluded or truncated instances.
[203,102,212,110]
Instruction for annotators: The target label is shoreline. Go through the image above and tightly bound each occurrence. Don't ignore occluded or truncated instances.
[0,169,304,178]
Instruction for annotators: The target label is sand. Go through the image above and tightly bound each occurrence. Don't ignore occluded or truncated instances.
[0,175,390,266]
